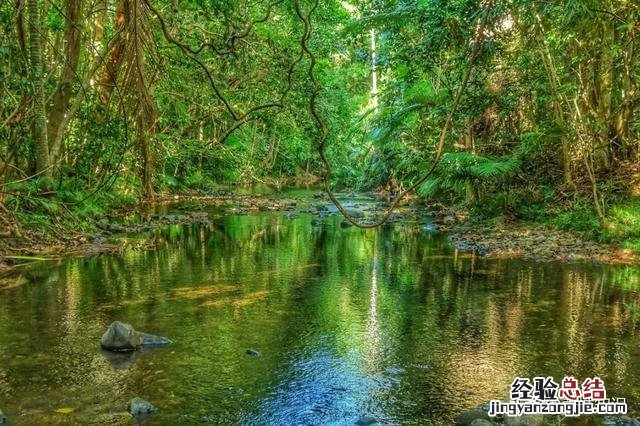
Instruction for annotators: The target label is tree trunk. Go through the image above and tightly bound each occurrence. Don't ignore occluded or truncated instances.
[370,28,378,111]
[463,119,476,204]
[92,0,107,51]
[138,112,154,199]
[534,15,574,189]
[27,0,50,179]
[47,0,83,165]
[96,0,126,105]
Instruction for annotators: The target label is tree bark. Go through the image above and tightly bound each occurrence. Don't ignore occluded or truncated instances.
[137,112,154,198]
[27,0,50,179]
[47,0,83,165]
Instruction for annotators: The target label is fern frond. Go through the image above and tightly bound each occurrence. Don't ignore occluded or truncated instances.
[371,103,424,143]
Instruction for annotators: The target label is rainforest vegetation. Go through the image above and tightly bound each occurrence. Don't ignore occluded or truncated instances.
[1,0,639,251]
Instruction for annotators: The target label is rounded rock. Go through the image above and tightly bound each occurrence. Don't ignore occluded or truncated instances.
[128,397,157,417]
[101,321,141,352]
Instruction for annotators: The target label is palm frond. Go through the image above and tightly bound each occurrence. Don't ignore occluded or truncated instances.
[343,7,416,34]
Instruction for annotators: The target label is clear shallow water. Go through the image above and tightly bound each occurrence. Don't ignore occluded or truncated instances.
[1,206,640,425]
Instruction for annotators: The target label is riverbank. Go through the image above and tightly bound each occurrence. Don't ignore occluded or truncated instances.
[1,192,639,275]
[447,224,639,264]
[427,204,640,264]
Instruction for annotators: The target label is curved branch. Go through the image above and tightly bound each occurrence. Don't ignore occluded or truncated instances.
[144,0,238,120]
[294,0,486,228]
[213,102,283,146]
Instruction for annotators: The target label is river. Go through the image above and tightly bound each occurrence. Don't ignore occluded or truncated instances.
[0,193,639,424]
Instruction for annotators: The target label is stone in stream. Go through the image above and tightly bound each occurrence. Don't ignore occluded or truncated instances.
[137,331,173,347]
[422,223,438,232]
[246,348,261,357]
[344,208,365,219]
[503,415,545,426]
[454,408,491,425]
[101,321,172,352]
[107,223,126,233]
[355,416,378,425]
[0,408,6,425]
[604,415,640,426]
[92,236,108,245]
[101,321,140,352]
[470,420,493,426]
[128,397,157,417]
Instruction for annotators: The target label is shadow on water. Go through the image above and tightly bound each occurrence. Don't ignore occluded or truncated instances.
[1,208,640,424]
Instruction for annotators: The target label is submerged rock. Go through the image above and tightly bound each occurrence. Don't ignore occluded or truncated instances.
[470,420,493,426]
[455,409,491,425]
[422,223,438,232]
[384,366,406,375]
[503,415,545,426]
[101,321,141,352]
[137,332,173,348]
[246,348,261,357]
[355,415,378,425]
[128,397,157,417]
[603,415,640,426]
[92,236,108,245]
[101,322,171,352]
[107,223,126,233]
[0,408,6,425]
[345,208,365,219]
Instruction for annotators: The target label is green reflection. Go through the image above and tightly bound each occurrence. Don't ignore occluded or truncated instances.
[0,210,639,424]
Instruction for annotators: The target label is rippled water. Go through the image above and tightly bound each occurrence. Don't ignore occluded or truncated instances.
[1,200,640,425]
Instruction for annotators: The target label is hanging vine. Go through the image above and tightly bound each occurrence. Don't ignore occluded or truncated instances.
[294,0,487,228]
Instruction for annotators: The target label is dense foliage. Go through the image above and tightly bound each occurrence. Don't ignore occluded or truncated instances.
[0,0,639,246]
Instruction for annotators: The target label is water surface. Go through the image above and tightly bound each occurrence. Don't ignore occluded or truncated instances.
[1,204,640,425]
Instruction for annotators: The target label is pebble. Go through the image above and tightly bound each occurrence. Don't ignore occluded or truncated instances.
[246,348,261,357]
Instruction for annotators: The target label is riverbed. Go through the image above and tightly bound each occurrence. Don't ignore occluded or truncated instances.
[1,194,639,424]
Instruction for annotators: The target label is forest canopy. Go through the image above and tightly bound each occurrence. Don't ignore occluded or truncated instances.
[0,0,639,246]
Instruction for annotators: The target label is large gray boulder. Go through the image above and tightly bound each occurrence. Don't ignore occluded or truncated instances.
[101,321,141,352]
[101,322,172,352]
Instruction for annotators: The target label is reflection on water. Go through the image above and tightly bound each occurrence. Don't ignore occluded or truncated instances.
[1,210,640,424]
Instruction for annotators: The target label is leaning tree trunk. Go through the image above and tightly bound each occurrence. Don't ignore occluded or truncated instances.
[27,0,50,179]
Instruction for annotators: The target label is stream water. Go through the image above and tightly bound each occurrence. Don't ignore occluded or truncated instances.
[1,195,640,425]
